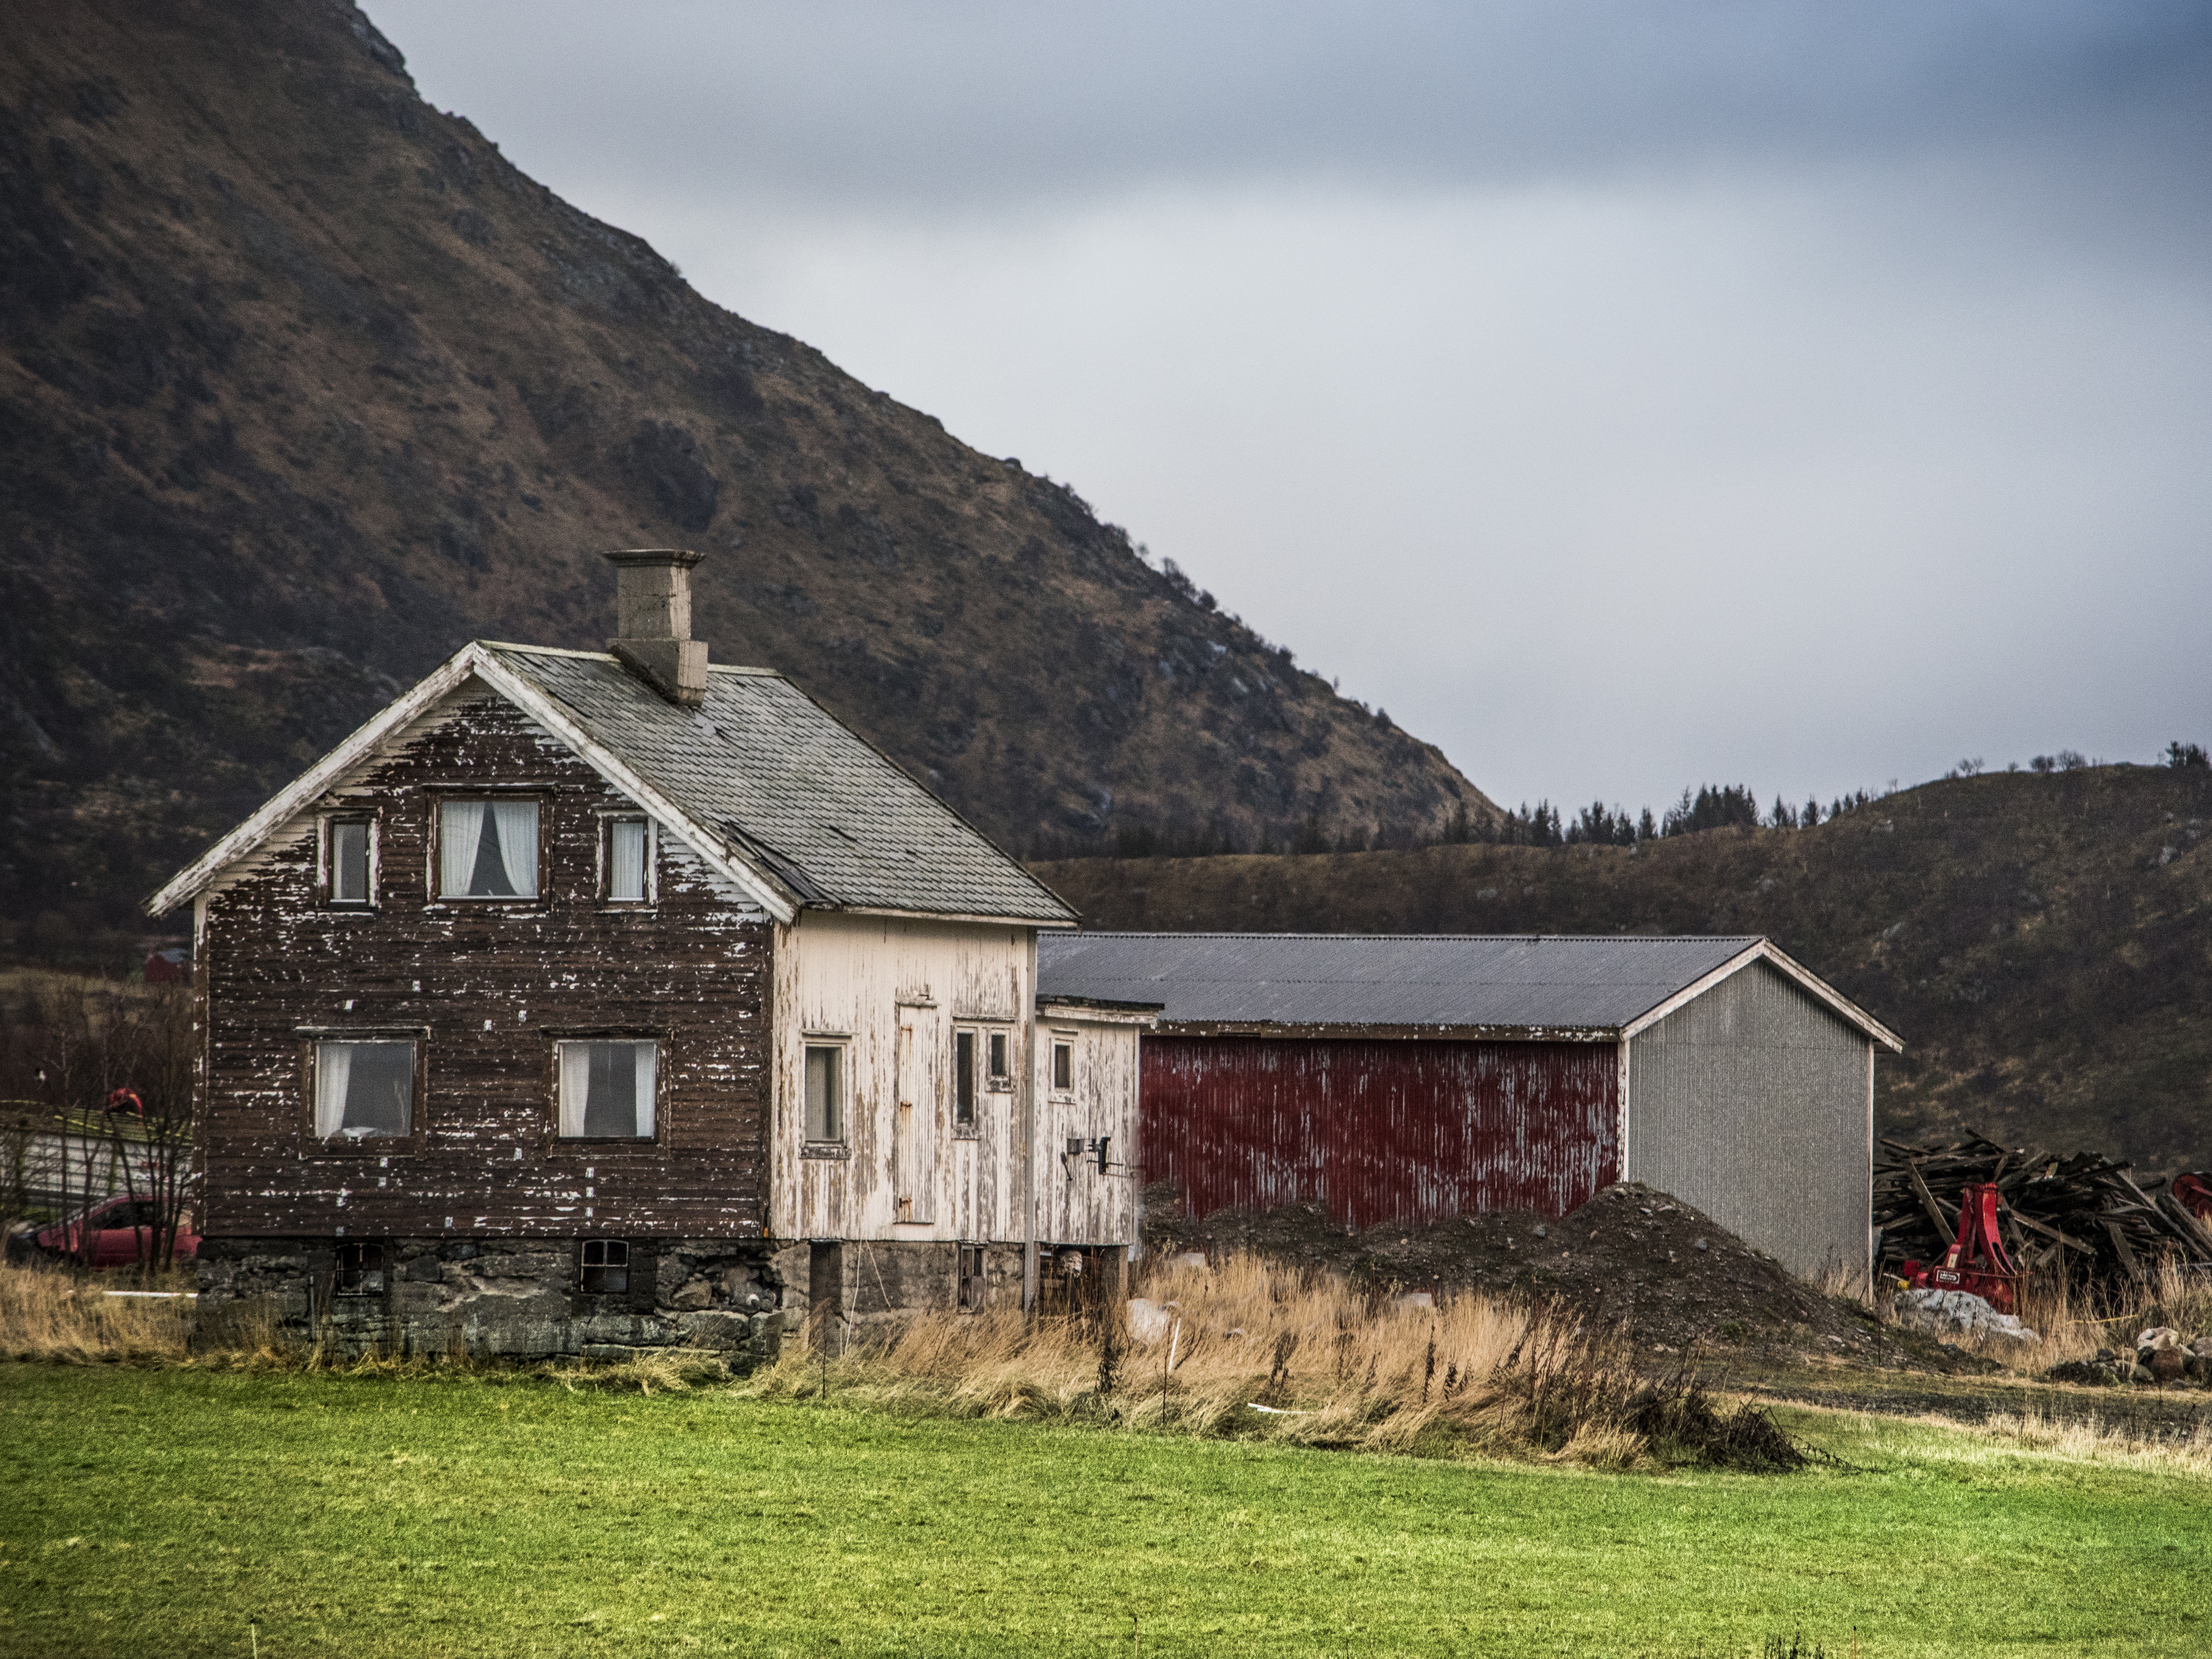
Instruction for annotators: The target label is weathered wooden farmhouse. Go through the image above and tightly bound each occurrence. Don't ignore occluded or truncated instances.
[151,550,1151,1359]
[1037,932,1902,1279]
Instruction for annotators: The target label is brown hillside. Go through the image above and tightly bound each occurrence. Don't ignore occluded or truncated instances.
[0,0,1491,962]
[1035,765,2212,1172]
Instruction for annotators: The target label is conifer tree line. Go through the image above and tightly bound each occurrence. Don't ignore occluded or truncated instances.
[1050,738,2207,861]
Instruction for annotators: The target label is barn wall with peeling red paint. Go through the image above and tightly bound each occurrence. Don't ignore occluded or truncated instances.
[1140,1036,1620,1230]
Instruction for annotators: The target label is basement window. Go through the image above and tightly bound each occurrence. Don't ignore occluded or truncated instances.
[557,1040,658,1139]
[439,799,539,899]
[580,1239,629,1295]
[327,818,374,907]
[314,1041,415,1141]
[804,1044,844,1143]
[335,1241,386,1296]
[953,1030,978,1133]
[958,1244,986,1312]
[605,817,651,903]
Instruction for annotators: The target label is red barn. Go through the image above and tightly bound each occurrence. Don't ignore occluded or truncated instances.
[1036,932,1902,1279]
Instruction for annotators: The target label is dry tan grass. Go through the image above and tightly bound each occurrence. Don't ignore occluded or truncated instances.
[746,1254,1762,1467]
[1971,1256,2212,1373]
[0,1261,195,1363]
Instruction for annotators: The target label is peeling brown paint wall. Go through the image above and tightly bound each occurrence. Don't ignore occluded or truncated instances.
[198,688,773,1241]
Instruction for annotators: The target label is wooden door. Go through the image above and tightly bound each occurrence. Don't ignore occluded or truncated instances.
[893,1006,938,1223]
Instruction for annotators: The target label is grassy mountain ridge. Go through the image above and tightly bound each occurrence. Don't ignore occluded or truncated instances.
[0,0,1491,963]
[1035,763,2212,1172]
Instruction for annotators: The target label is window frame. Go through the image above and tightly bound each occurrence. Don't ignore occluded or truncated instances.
[1050,1034,1076,1097]
[957,1243,987,1313]
[598,812,656,907]
[985,1028,1014,1092]
[547,1032,664,1146]
[952,1028,980,1137]
[320,813,379,910]
[579,1238,631,1296]
[333,1241,388,1297]
[295,1028,430,1156]
[425,788,549,908]
[801,1037,849,1154]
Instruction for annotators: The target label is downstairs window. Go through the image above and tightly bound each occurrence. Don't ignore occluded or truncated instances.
[557,1041,658,1139]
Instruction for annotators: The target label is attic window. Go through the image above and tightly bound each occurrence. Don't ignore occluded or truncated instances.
[439,800,539,899]
[606,818,650,903]
[327,819,373,907]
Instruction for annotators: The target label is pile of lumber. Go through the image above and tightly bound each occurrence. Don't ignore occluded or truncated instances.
[1874,1135,2212,1285]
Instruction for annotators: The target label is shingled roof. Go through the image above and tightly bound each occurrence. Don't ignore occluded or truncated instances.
[148,641,1076,926]
[1037,932,1901,1046]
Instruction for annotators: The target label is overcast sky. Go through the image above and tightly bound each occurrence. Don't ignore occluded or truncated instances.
[367,1,2212,820]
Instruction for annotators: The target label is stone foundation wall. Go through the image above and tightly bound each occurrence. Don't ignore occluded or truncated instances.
[194,1236,800,1366]
[766,1239,1029,1352]
[198,1234,1048,1362]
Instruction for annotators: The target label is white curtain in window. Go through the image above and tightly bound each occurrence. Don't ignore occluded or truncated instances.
[632,1042,657,1137]
[491,801,538,897]
[315,1042,354,1138]
[610,820,647,900]
[439,801,484,898]
[558,1042,593,1138]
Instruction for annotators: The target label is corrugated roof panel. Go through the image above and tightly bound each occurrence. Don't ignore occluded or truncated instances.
[491,646,1075,923]
[1037,932,1765,1031]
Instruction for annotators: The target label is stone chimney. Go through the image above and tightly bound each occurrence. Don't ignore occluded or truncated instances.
[605,548,709,707]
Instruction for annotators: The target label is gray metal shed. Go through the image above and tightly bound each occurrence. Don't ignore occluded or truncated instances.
[1038,933,1903,1280]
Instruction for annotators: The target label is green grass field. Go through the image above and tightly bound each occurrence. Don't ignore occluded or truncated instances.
[0,1365,2204,1659]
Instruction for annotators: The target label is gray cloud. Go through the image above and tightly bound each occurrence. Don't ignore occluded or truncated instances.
[377,3,2212,208]
[364,2,2212,814]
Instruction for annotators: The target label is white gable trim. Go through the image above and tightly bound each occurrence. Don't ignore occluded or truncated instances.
[1617,938,1902,1052]
[146,643,799,923]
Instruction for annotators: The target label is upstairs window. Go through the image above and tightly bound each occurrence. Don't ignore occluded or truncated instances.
[557,1040,657,1139]
[328,819,373,907]
[315,1041,414,1141]
[987,1031,1011,1089]
[606,818,651,903]
[580,1239,629,1294]
[1051,1039,1074,1094]
[439,800,539,899]
[804,1044,844,1142]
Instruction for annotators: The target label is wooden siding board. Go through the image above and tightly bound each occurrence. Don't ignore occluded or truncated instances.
[1141,1037,1620,1231]
[772,913,1039,1245]
[200,694,773,1240]
[1035,1017,1142,1247]
[1625,960,1872,1279]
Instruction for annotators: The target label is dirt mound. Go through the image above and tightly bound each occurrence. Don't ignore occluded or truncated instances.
[1145,1182,1884,1357]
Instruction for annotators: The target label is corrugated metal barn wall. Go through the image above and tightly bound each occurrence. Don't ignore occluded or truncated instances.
[1627,961,1873,1280]
[1140,1038,1620,1232]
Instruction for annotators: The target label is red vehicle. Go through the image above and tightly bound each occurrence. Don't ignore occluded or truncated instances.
[24,1197,199,1270]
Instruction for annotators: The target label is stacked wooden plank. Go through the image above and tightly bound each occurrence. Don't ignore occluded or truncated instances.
[1874,1134,2212,1286]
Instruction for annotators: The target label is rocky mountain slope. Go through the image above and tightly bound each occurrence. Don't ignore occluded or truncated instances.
[1037,763,2212,1172]
[0,0,1491,962]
